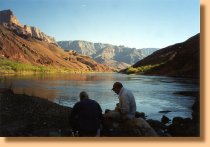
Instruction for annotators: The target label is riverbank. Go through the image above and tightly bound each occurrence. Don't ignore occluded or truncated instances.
[0,89,199,137]
[0,89,72,136]
[0,57,115,75]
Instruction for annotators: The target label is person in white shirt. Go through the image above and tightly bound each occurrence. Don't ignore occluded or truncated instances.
[111,82,136,119]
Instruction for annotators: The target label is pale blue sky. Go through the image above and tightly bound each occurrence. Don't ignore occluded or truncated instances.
[0,0,200,48]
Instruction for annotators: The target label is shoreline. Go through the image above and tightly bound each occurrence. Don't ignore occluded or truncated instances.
[0,89,199,137]
[0,89,72,136]
[0,70,115,76]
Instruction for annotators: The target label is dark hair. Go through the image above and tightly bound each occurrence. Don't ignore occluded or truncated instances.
[112,82,123,90]
[80,91,89,100]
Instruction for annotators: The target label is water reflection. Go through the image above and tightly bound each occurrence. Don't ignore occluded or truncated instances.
[0,73,199,121]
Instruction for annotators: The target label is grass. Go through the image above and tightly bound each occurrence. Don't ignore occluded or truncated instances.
[126,64,162,74]
[0,57,86,74]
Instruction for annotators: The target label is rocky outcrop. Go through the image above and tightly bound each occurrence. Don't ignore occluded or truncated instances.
[0,9,56,44]
[23,25,56,43]
[58,40,158,70]
[166,91,200,136]
[0,9,19,25]
[102,114,158,137]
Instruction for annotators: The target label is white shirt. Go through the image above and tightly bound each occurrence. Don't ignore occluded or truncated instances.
[118,87,136,118]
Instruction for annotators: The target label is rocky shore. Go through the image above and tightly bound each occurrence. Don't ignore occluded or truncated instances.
[0,89,71,136]
[0,89,199,137]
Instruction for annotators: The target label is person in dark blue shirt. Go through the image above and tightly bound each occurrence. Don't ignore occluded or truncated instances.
[70,91,103,137]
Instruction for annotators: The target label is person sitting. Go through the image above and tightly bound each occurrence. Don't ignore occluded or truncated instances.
[70,91,103,137]
[105,82,137,120]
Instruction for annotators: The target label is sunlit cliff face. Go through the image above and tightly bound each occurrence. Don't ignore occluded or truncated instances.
[0,9,19,25]
[0,9,56,44]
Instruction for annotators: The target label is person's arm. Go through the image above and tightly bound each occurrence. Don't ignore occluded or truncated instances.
[119,93,129,115]
[70,103,79,131]
[97,103,103,123]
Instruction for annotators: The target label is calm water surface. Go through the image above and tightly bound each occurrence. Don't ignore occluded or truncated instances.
[0,73,199,121]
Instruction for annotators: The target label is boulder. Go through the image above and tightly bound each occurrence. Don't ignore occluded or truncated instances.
[129,118,158,136]
[102,114,158,137]
[161,115,171,124]
[135,112,147,119]
[147,119,168,136]
[167,117,199,137]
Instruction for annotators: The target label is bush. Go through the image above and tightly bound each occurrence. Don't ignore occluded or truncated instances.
[0,58,54,73]
[0,57,101,74]
[126,64,162,74]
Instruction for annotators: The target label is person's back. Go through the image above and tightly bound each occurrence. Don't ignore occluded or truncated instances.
[71,92,102,136]
[119,87,136,118]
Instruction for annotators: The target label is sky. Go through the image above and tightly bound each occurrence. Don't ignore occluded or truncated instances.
[0,0,200,49]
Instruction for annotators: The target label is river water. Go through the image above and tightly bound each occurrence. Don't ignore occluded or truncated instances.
[0,73,199,121]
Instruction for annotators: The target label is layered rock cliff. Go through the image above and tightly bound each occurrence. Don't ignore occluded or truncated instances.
[58,40,158,70]
[0,9,56,44]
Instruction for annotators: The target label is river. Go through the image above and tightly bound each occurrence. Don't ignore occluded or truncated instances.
[0,73,199,121]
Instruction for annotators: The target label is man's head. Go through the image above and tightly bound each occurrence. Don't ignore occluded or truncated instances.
[79,91,89,101]
[112,82,123,95]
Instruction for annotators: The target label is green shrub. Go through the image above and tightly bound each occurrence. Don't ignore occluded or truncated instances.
[126,64,162,74]
[0,58,55,74]
[126,67,139,74]
[0,57,89,74]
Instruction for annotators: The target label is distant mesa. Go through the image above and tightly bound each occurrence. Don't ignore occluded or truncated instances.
[58,40,158,70]
[0,9,56,44]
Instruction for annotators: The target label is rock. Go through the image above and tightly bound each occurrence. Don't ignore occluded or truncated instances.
[161,115,171,124]
[0,25,114,73]
[135,111,147,119]
[124,33,200,78]
[146,119,168,136]
[128,118,158,136]
[192,97,199,123]
[0,9,19,25]
[102,112,158,137]
[158,110,171,113]
[0,9,57,44]
[58,40,157,70]
[167,116,199,137]
[0,88,14,94]
[105,109,111,114]
[172,117,184,125]
[0,91,72,136]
